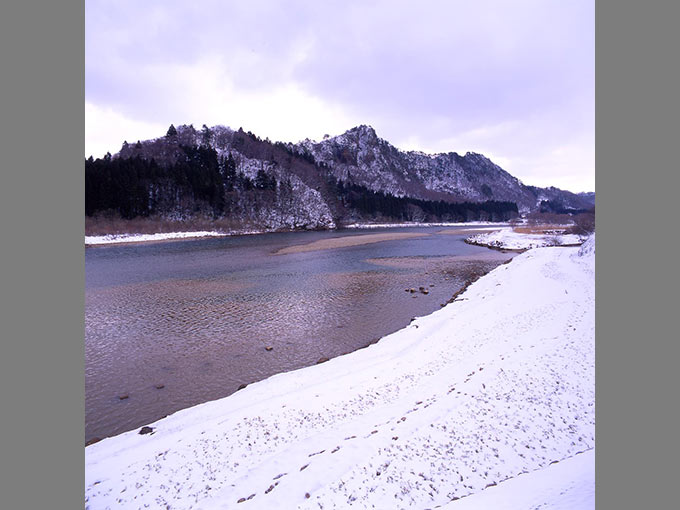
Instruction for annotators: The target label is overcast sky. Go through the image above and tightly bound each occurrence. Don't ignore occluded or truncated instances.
[86,0,594,192]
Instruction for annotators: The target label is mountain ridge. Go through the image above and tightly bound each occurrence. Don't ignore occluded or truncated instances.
[86,123,593,232]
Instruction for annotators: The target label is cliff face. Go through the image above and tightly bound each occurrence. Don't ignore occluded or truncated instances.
[296,125,592,214]
[88,123,591,229]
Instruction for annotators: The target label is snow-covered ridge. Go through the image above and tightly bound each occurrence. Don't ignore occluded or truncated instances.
[86,238,595,509]
[298,125,591,213]
[113,123,592,219]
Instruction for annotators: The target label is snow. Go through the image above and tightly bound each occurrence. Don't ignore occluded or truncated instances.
[85,223,506,246]
[441,449,594,510]
[466,228,584,250]
[85,231,232,246]
[344,221,508,229]
[85,236,595,509]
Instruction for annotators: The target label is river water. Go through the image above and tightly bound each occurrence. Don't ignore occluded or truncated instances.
[85,226,513,444]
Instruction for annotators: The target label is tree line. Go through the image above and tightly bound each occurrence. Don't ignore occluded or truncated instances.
[85,145,278,219]
[86,143,519,224]
[331,178,518,222]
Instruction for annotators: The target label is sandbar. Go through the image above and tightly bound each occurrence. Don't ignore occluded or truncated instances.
[274,232,429,255]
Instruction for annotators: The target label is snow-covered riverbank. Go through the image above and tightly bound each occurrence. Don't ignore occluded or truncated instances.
[466,228,584,251]
[85,236,595,509]
[84,222,510,246]
[84,231,234,246]
[344,221,508,230]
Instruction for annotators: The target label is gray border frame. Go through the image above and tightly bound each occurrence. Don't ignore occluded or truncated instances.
[596,1,679,509]
[1,1,678,508]
[1,1,84,508]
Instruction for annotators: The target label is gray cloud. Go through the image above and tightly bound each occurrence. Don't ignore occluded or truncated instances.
[86,0,594,191]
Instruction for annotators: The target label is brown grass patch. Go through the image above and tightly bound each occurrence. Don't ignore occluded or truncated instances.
[85,214,249,236]
[512,224,570,235]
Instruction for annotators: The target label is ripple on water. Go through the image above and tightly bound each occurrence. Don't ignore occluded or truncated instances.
[85,236,514,443]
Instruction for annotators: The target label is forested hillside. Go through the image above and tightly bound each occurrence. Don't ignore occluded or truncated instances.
[84,123,593,233]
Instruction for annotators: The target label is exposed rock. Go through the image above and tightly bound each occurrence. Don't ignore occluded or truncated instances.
[100,123,592,233]
[300,125,593,214]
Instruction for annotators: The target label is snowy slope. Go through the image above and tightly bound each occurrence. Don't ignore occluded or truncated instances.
[85,237,595,510]
[441,449,594,509]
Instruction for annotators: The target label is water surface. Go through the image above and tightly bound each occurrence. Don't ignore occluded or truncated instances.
[85,226,513,443]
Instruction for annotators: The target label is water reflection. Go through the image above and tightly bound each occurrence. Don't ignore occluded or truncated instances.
[85,227,513,443]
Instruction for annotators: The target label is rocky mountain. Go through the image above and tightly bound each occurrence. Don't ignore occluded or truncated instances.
[86,123,593,232]
[295,125,592,214]
[577,191,596,208]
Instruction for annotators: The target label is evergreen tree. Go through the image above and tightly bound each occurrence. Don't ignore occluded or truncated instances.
[166,124,177,137]
[255,168,269,190]
[201,124,212,146]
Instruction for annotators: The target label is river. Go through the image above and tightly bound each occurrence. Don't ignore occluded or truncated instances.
[85,226,513,444]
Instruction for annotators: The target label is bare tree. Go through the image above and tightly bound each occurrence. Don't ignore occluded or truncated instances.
[570,209,596,236]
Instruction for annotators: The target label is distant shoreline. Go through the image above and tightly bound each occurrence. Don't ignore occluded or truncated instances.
[85,221,510,247]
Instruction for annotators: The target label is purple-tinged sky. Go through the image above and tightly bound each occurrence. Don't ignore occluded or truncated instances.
[86,0,594,192]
